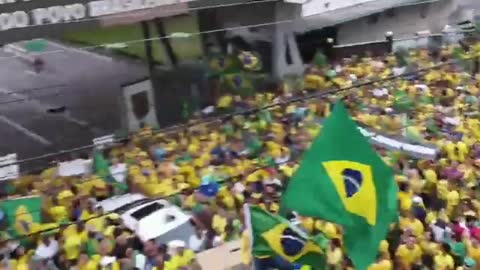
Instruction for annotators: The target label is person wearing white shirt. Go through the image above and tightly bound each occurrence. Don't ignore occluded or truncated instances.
[109,158,127,183]
[34,236,59,260]
[189,228,207,253]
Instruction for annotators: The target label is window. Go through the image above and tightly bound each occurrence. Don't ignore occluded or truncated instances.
[130,202,166,220]
[115,198,151,213]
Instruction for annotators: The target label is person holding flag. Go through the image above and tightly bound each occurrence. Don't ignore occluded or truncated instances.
[281,101,399,270]
[93,150,128,195]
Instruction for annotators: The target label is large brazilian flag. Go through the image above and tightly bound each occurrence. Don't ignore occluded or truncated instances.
[281,101,398,270]
[0,196,42,236]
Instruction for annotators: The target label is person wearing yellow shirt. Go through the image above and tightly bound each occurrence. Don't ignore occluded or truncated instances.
[9,246,34,270]
[466,238,480,267]
[399,212,424,237]
[368,253,393,270]
[49,197,69,223]
[379,240,390,259]
[327,239,343,267]
[398,182,413,212]
[437,179,449,201]
[395,236,423,268]
[445,141,458,161]
[434,243,455,270]
[457,141,469,162]
[167,240,196,269]
[63,232,83,264]
[212,213,227,236]
[420,231,439,256]
[77,252,99,270]
[447,182,460,215]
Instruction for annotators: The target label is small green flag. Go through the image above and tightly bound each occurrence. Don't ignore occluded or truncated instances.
[394,47,408,67]
[224,72,254,96]
[0,196,42,237]
[393,90,414,112]
[313,51,327,68]
[419,95,433,105]
[246,136,263,158]
[245,205,328,269]
[281,101,398,270]
[182,100,191,120]
[93,150,115,184]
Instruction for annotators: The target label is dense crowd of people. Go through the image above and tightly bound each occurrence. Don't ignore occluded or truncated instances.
[1,39,480,270]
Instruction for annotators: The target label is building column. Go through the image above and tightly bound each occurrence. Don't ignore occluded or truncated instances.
[141,21,155,72]
[271,2,304,80]
[153,18,178,67]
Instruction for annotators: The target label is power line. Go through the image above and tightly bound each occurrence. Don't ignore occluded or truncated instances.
[1,11,463,61]
[0,54,471,170]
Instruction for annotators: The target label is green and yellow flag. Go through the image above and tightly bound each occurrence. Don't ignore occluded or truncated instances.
[281,101,398,270]
[244,204,328,269]
[0,196,42,236]
[93,150,128,193]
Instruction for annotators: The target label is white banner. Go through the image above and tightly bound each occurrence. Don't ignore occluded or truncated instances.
[0,153,19,181]
[58,158,91,177]
[357,126,438,159]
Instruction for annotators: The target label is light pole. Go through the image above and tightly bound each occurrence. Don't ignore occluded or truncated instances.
[385,31,393,53]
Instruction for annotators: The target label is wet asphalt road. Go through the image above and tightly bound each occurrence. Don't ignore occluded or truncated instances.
[0,40,148,168]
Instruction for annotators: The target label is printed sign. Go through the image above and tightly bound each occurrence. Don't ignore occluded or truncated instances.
[0,153,19,181]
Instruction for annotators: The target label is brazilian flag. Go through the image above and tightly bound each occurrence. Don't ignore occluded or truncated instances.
[238,51,262,71]
[207,54,241,77]
[223,72,254,96]
[0,196,42,237]
[245,205,328,269]
[93,150,128,194]
[281,101,398,270]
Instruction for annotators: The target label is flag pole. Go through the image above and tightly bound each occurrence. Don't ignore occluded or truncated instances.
[243,204,255,270]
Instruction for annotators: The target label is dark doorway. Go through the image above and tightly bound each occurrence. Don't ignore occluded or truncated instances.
[296,26,337,63]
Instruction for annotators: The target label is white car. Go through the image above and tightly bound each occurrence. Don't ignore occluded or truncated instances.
[96,193,147,212]
[97,194,196,244]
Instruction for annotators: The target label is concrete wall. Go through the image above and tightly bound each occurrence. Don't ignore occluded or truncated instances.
[302,0,384,17]
[336,0,460,44]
